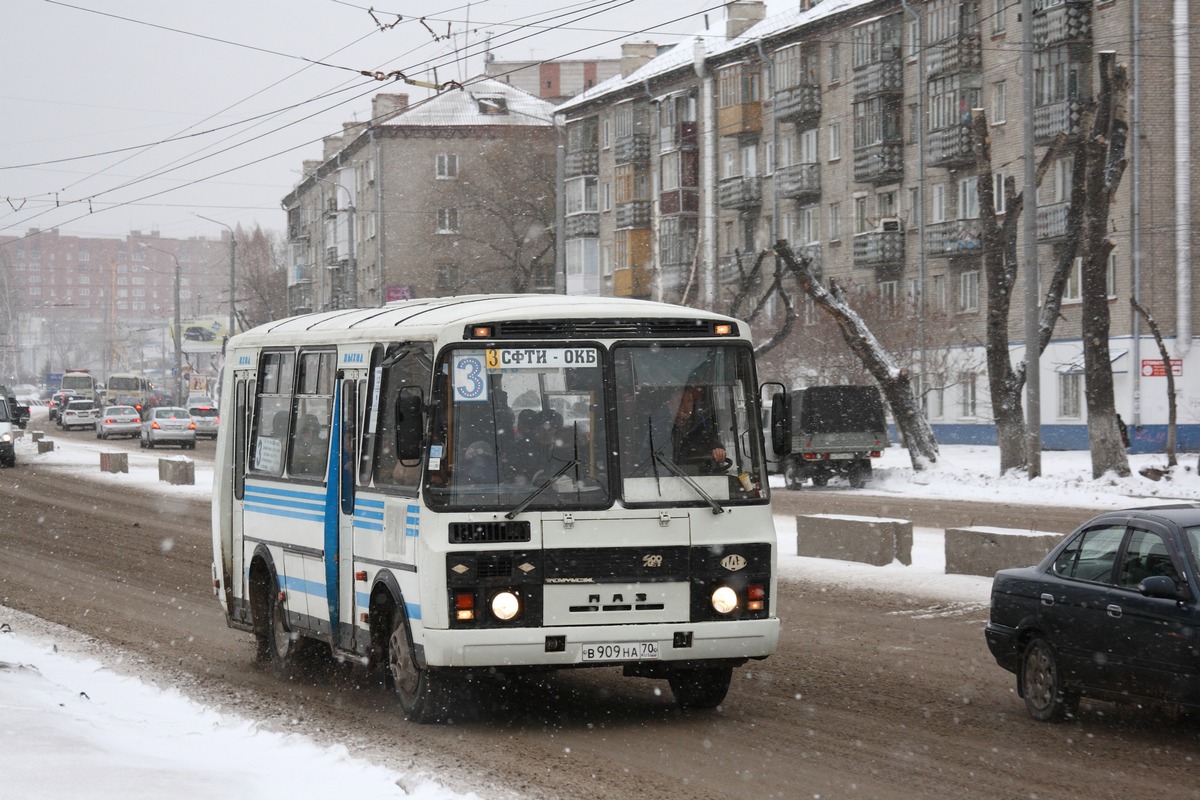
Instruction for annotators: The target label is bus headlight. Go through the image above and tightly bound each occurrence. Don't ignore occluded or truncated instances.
[490,590,521,621]
[710,586,739,615]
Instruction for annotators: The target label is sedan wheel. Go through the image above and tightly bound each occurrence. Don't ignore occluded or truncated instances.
[1021,637,1078,722]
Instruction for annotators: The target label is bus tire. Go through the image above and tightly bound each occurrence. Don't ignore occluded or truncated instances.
[386,606,448,723]
[668,665,732,710]
[266,577,306,677]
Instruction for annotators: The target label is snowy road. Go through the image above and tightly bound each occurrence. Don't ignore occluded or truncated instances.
[2,430,1199,799]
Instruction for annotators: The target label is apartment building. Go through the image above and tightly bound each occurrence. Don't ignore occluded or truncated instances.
[282,78,558,314]
[556,0,1200,451]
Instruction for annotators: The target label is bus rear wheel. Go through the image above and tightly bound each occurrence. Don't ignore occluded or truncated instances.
[668,666,732,709]
[386,607,451,723]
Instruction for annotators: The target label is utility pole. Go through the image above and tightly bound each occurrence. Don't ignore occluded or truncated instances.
[1020,0,1042,478]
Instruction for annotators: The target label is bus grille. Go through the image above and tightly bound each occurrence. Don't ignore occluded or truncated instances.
[448,520,531,544]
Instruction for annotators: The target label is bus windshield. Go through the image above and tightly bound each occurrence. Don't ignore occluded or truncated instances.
[425,342,765,511]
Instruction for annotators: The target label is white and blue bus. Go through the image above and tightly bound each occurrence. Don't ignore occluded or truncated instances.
[211,295,779,721]
[104,372,151,412]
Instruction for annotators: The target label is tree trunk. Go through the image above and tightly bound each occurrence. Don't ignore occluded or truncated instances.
[775,241,938,469]
[1130,297,1177,467]
[1079,54,1130,479]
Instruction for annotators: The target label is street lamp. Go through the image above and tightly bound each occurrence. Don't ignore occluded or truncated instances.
[138,243,182,405]
[194,214,236,341]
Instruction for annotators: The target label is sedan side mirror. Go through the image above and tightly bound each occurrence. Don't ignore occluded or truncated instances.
[1138,575,1187,601]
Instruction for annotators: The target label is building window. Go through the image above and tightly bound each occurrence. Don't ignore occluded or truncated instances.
[565,238,598,277]
[798,205,819,244]
[1107,252,1117,298]
[1058,372,1082,418]
[1064,257,1082,302]
[565,176,598,214]
[602,117,611,149]
[722,150,738,179]
[878,191,897,218]
[477,96,508,115]
[930,374,945,418]
[960,372,977,417]
[958,176,979,219]
[993,171,1007,215]
[799,128,818,164]
[933,273,947,310]
[879,279,898,311]
[828,43,840,84]
[601,244,612,277]
[959,270,980,312]
[828,202,841,240]
[992,81,1007,124]
[29,287,41,296]
[828,123,841,161]
[931,183,946,223]
[854,197,868,233]
[435,263,460,293]
[990,0,1006,34]
[717,63,760,108]
[602,182,612,212]
[437,208,459,233]
[436,153,458,179]
[79,251,90,261]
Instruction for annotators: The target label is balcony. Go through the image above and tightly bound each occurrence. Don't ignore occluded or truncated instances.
[853,59,902,98]
[717,102,762,139]
[776,163,821,202]
[774,83,821,126]
[1036,201,1071,241]
[615,133,651,165]
[718,176,763,210]
[1033,99,1086,144]
[1033,0,1092,49]
[660,188,699,216]
[565,149,599,178]
[564,213,599,238]
[659,121,698,153]
[613,266,652,298]
[925,34,982,79]
[853,141,904,185]
[925,220,984,257]
[615,200,652,230]
[927,122,974,169]
[853,230,905,271]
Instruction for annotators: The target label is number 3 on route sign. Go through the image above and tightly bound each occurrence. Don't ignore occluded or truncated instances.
[452,354,489,402]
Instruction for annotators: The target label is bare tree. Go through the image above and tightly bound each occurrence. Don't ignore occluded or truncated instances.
[775,241,938,469]
[717,249,799,358]
[235,226,289,329]
[452,145,556,293]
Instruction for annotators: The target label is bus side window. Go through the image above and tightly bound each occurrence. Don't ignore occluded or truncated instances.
[372,343,431,493]
[249,350,295,477]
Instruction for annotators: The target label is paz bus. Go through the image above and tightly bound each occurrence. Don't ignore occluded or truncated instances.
[211,295,779,722]
[105,372,151,412]
[60,370,98,402]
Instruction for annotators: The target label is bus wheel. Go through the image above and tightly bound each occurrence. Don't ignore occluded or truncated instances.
[266,579,305,677]
[783,459,804,490]
[668,666,732,710]
[386,607,446,723]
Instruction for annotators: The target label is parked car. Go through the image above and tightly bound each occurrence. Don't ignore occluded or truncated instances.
[985,504,1200,722]
[96,405,142,439]
[140,406,196,449]
[59,399,100,431]
[0,397,15,467]
[47,390,77,423]
[187,404,219,439]
[0,387,29,430]
[186,394,216,408]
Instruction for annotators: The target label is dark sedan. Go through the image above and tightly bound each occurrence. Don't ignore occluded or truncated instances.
[986,504,1200,722]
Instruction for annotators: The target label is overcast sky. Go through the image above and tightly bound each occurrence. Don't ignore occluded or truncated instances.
[1,0,731,244]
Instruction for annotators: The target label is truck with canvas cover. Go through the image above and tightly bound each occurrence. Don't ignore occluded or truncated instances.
[767,384,887,489]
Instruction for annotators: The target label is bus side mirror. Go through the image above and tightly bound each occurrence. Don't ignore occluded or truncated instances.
[770,391,791,457]
[395,387,424,461]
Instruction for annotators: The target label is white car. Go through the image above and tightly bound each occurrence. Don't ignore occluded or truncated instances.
[97,405,142,439]
[187,404,219,439]
[140,406,196,449]
[59,399,100,431]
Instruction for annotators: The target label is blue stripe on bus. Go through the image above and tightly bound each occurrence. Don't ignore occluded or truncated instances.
[406,504,420,538]
[245,503,325,524]
[279,573,326,599]
[354,520,384,531]
[356,497,385,510]
[245,483,327,502]
[354,507,384,521]
[406,602,421,621]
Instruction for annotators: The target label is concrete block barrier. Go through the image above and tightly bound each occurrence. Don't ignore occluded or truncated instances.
[100,452,129,474]
[31,430,44,442]
[943,526,1064,577]
[795,514,913,567]
[36,440,54,453]
[158,457,195,485]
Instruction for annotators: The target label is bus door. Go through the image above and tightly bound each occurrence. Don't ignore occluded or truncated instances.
[227,369,254,623]
[329,372,362,652]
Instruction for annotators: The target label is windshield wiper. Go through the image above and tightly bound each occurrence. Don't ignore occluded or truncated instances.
[651,450,725,515]
[504,459,579,520]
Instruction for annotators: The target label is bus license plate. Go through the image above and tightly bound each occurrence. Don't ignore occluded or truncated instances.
[829,453,854,460]
[580,642,659,662]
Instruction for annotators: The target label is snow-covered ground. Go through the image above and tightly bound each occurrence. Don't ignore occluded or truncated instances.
[1,418,1197,799]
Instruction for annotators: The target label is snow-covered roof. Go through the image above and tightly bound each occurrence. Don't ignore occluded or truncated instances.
[381,76,555,128]
[557,0,880,114]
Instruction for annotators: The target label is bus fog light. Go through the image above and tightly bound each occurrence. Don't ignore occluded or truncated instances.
[711,586,739,615]
[491,591,521,621]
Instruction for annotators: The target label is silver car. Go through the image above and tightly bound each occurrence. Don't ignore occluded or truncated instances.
[97,405,142,439]
[60,399,100,431]
[188,404,219,439]
[141,406,196,449]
